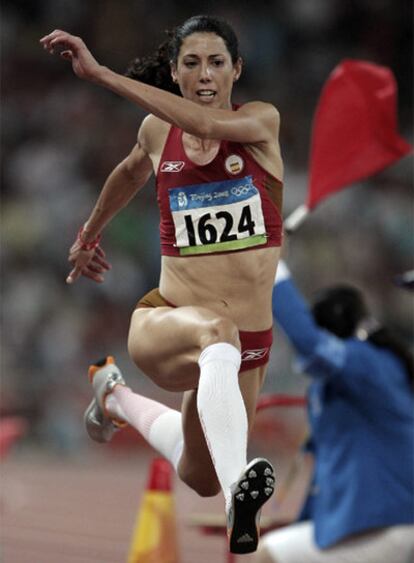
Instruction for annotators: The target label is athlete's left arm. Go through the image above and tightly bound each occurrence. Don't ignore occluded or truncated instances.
[200,101,280,144]
[40,30,279,144]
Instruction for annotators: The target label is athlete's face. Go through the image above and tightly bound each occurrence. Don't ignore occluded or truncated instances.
[171,32,242,109]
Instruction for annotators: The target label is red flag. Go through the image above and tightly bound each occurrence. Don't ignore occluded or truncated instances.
[306,59,412,209]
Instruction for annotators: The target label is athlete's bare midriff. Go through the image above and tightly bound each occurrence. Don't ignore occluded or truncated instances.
[159,245,280,330]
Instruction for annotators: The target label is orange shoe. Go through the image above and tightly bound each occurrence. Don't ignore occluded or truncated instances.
[84,357,127,443]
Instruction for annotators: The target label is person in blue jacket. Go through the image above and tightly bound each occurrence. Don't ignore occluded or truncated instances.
[256,260,414,563]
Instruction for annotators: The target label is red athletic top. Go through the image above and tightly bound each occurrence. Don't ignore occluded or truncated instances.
[156,113,283,257]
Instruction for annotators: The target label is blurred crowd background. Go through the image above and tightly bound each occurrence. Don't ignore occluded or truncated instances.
[1,0,413,454]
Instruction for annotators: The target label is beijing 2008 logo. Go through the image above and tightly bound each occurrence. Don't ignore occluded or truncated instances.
[225,154,244,175]
[177,191,188,208]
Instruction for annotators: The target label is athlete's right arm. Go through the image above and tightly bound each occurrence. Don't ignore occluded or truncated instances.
[66,123,154,284]
[82,139,153,240]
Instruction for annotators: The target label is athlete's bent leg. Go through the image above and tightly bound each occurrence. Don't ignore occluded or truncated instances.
[128,305,252,504]
[177,363,269,497]
[128,306,274,553]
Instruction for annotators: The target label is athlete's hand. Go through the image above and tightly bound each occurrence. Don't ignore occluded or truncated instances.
[67,242,111,285]
[40,30,102,82]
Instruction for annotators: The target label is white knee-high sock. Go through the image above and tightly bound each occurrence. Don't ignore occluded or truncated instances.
[197,342,248,510]
[105,387,184,470]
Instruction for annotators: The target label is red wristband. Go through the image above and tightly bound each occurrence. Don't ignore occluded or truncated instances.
[77,227,101,251]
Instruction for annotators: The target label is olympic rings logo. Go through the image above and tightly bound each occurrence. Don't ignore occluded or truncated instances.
[231,184,253,197]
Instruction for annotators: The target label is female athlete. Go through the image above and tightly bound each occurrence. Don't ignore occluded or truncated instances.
[40,15,283,554]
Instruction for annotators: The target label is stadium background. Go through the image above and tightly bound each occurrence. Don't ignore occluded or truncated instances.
[1,1,413,561]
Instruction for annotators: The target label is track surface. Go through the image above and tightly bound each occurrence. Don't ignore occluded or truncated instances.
[2,448,298,563]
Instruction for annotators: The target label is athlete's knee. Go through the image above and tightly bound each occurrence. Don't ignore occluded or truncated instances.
[178,462,221,497]
[200,316,240,351]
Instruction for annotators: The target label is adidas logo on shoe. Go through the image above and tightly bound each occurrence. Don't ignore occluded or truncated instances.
[237,533,254,544]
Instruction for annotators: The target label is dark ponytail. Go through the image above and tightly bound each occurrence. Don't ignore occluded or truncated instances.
[368,328,414,389]
[125,34,180,95]
[125,15,240,94]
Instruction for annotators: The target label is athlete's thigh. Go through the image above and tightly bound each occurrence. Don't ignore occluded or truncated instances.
[128,305,239,391]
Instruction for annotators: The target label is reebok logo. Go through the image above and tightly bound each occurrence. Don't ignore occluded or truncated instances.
[160,161,185,172]
[237,533,254,543]
[241,348,268,361]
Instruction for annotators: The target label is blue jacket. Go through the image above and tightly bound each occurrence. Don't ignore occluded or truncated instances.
[272,272,414,548]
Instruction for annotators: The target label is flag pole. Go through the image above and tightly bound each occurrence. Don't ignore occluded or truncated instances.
[284,204,310,233]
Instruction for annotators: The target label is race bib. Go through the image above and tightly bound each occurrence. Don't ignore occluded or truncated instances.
[168,176,266,255]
